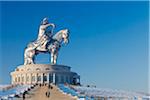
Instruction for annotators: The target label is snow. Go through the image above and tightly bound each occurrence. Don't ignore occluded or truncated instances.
[73,86,150,99]
[0,84,12,91]
[58,84,150,99]
[0,84,34,99]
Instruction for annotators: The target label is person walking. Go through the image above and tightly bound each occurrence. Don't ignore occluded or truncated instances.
[45,90,50,98]
[23,92,26,100]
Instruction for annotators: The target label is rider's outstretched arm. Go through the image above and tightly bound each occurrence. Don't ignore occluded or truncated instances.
[45,23,55,28]
[40,23,55,30]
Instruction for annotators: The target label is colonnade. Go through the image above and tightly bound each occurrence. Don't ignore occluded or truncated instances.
[11,73,76,85]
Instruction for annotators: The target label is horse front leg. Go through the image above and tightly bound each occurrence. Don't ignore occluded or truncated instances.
[53,52,58,65]
[24,57,28,65]
[51,52,54,64]
[29,57,34,64]
[24,47,35,65]
[24,48,29,65]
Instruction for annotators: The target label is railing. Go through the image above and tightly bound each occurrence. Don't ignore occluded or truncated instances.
[58,84,78,96]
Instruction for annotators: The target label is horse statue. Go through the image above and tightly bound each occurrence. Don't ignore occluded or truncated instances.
[24,18,69,65]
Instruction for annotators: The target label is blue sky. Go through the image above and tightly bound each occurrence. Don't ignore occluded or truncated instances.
[0,1,149,93]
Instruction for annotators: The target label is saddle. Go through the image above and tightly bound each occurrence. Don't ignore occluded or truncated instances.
[31,34,51,51]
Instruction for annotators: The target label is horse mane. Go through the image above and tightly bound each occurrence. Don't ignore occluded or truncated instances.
[52,30,63,40]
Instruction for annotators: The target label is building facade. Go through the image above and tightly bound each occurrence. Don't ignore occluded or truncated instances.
[11,64,80,85]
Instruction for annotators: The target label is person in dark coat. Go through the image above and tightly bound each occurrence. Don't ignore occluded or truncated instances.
[23,92,26,100]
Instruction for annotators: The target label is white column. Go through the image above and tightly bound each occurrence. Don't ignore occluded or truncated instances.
[27,74,29,84]
[53,73,55,84]
[27,73,32,84]
[20,74,23,84]
[29,73,32,84]
[22,74,24,84]
[11,75,14,84]
[32,73,34,84]
[41,73,43,84]
[47,73,49,83]
[35,73,37,84]
[26,74,28,84]
[17,75,19,84]
[24,74,27,84]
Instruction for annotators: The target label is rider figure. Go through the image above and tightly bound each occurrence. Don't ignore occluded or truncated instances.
[34,17,55,50]
[37,17,55,40]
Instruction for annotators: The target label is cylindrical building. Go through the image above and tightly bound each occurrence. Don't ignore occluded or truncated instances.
[10,64,80,85]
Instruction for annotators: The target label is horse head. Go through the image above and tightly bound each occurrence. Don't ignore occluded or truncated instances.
[53,29,69,45]
[61,29,69,44]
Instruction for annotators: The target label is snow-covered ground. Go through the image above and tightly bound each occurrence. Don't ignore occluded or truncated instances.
[0,84,13,91]
[72,86,150,100]
[58,84,150,100]
[1,84,149,100]
[0,84,34,99]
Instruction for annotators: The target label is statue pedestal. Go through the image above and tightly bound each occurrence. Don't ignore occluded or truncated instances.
[10,64,80,85]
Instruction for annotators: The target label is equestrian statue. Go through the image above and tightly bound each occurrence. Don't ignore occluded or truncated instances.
[24,18,69,65]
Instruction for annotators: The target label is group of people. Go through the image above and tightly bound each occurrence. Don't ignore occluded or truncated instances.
[22,83,53,100]
[45,84,53,98]
[22,84,38,100]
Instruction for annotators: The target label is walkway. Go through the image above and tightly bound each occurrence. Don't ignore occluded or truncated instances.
[25,84,77,100]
